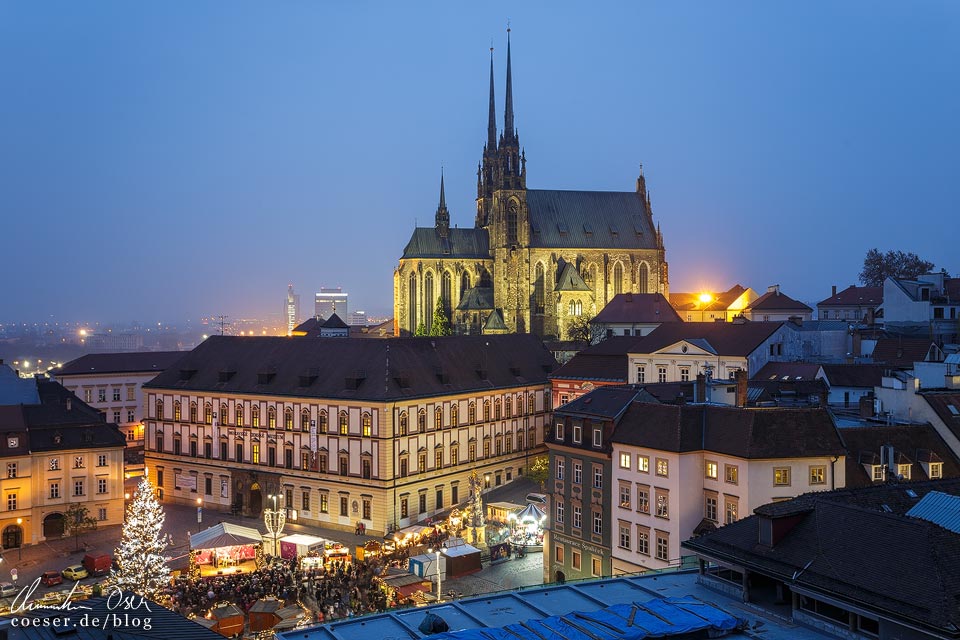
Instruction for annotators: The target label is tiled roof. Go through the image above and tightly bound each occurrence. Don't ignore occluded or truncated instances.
[817,285,883,308]
[56,351,185,376]
[483,309,508,330]
[630,322,786,358]
[592,293,682,324]
[526,189,658,249]
[837,424,960,488]
[143,334,556,401]
[871,337,936,368]
[555,386,643,420]
[747,289,812,312]
[549,337,640,382]
[555,262,592,292]
[24,379,127,451]
[292,317,323,335]
[683,479,960,633]
[401,227,490,259]
[456,287,495,311]
[921,391,960,443]
[611,403,844,459]
[0,364,40,404]
[321,313,349,329]
[820,364,885,388]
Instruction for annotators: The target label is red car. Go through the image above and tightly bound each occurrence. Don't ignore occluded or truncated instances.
[40,571,63,587]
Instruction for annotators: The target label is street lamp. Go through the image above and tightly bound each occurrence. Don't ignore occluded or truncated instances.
[196,498,203,532]
[484,473,490,490]
[15,518,22,561]
[264,494,286,559]
[428,547,442,602]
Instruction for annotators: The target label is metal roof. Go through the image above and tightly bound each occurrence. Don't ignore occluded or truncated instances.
[526,190,658,250]
[905,490,960,533]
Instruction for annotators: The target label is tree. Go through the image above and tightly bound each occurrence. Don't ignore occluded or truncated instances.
[113,476,170,597]
[430,297,453,336]
[64,503,98,552]
[566,314,592,342]
[527,455,549,488]
[858,249,940,286]
[414,321,428,337]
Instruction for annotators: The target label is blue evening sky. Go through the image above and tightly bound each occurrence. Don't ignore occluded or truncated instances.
[1,1,956,323]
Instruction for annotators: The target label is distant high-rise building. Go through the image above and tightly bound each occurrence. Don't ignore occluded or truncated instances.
[284,284,300,336]
[315,287,347,320]
[348,310,367,326]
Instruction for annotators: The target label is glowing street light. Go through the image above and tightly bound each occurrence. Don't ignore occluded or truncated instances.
[428,547,442,602]
[264,494,286,558]
[196,498,203,532]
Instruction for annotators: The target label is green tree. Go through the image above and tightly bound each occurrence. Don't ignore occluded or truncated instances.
[414,321,428,336]
[64,503,98,552]
[858,248,942,286]
[430,296,453,336]
[527,455,549,488]
[566,314,592,342]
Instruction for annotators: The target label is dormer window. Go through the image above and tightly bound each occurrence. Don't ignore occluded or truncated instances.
[871,465,884,482]
[930,462,943,479]
[897,464,911,480]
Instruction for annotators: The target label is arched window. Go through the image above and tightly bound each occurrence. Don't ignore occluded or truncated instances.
[408,273,418,334]
[204,403,213,424]
[441,271,452,315]
[613,262,624,295]
[506,200,518,245]
[174,401,182,422]
[220,403,228,425]
[417,409,426,432]
[339,411,349,434]
[461,271,471,296]
[155,399,164,420]
[450,403,459,426]
[483,400,491,421]
[494,398,502,420]
[318,410,328,432]
[268,406,277,429]
[190,402,198,423]
[284,408,293,430]
[424,272,435,332]
[576,300,582,315]
[468,402,476,424]
[251,405,260,427]
[639,262,649,294]
[301,409,310,432]
[434,407,443,429]
[398,411,408,436]
[528,393,536,414]
[516,394,524,416]
[479,267,492,288]
[505,396,512,417]
[568,300,576,315]
[235,406,244,427]
[534,263,545,314]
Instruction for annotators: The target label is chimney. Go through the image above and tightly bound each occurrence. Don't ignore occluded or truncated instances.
[832,285,837,297]
[695,374,706,403]
[735,369,749,408]
[767,284,780,295]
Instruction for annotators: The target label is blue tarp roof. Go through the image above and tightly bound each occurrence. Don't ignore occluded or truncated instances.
[427,596,740,640]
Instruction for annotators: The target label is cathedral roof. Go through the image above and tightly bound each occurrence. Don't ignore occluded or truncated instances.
[526,189,658,250]
[401,227,489,259]
[456,287,495,311]
[483,309,508,331]
[555,262,592,292]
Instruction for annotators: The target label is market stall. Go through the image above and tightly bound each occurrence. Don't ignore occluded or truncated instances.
[189,522,265,575]
[507,503,545,551]
[278,534,327,560]
[408,552,444,579]
[441,538,481,578]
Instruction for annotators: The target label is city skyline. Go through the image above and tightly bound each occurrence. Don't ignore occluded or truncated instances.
[2,2,957,323]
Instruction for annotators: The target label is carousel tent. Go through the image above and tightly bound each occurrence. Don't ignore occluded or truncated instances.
[190,522,265,550]
[515,503,545,522]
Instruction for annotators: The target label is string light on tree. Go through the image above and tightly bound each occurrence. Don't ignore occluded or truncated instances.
[113,475,170,597]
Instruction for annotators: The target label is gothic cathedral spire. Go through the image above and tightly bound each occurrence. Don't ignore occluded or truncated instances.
[436,169,450,238]
[487,47,497,152]
[504,28,515,140]
[477,46,498,228]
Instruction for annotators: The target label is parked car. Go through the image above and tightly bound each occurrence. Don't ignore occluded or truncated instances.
[61,565,88,581]
[526,493,548,505]
[82,553,112,577]
[40,571,63,587]
[0,582,19,598]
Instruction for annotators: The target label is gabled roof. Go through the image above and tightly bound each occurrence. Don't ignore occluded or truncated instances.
[817,285,883,308]
[483,309,508,331]
[683,479,960,634]
[24,379,127,451]
[612,403,844,459]
[592,293,682,324]
[837,423,960,488]
[820,364,885,388]
[630,322,786,358]
[555,386,643,420]
[143,334,556,401]
[321,313,349,329]
[401,227,490,259]
[554,262,592,292]
[747,289,812,312]
[871,337,937,368]
[669,285,750,312]
[190,522,264,550]
[292,317,323,336]
[526,189,658,250]
[920,391,960,443]
[456,287,494,311]
[57,351,185,376]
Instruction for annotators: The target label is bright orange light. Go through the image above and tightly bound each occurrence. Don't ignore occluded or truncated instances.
[698,293,713,303]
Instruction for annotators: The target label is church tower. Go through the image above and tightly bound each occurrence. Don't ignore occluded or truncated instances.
[436,170,450,237]
[476,48,498,228]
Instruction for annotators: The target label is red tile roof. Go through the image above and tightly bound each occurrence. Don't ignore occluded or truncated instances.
[871,337,936,368]
[817,285,883,308]
[592,293,682,324]
[630,321,786,357]
[747,289,812,312]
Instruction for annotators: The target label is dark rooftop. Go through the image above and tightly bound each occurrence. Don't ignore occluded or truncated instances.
[631,321,787,357]
[57,351,185,376]
[592,293,682,324]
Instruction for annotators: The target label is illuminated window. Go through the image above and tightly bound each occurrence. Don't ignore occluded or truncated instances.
[434,407,443,430]
[725,464,738,484]
[284,408,294,430]
[810,466,826,484]
[252,405,260,427]
[468,402,476,424]
[637,486,649,514]
[637,527,650,555]
[637,455,649,472]
[301,410,311,432]
[339,411,349,434]
[267,407,276,429]
[656,458,668,477]
[726,500,738,523]
[619,484,631,509]
[655,490,669,518]
[398,412,407,436]
[450,404,458,425]
[362,413,372,437]
[417,410,426,432]
[483,400,491,421]
[774,467,791,486]
[235,406,244,427]
[174,401,182,421]
[705,461,718,479]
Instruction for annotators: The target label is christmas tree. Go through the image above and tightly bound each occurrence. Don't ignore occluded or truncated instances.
[113,475,170,597]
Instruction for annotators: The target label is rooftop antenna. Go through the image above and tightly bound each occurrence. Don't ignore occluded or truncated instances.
[216,315,229,336]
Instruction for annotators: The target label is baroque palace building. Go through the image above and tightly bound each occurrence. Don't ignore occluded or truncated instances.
[142,334,554,536]
[394,33,668,340]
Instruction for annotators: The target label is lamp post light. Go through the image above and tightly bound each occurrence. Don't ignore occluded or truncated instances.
[15,518,22,561]
[264,493,286,559]
[428,547,441,602]
[196,498,203,532]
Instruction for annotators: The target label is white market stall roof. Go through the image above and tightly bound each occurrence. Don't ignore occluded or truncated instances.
[397,524,435,537]
[190,522,265,550]
[443,542,480,558]
[514,503,546,522]
[280,534,328,546]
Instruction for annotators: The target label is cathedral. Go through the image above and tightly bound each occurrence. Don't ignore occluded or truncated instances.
[394,33,668,339]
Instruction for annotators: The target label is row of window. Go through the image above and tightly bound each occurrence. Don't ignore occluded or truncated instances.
[554,501,604,534]
[617,453,835,488]
[554,546,605,577]
[554,423,603,447]
[615,524,670,561]
[37,455,110,475]
[7,478,112,509]
[554,459,604,488]
[399,484,462,519]
[82,387,136,404]
[635,365,741,383]
[156,393,541,434]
